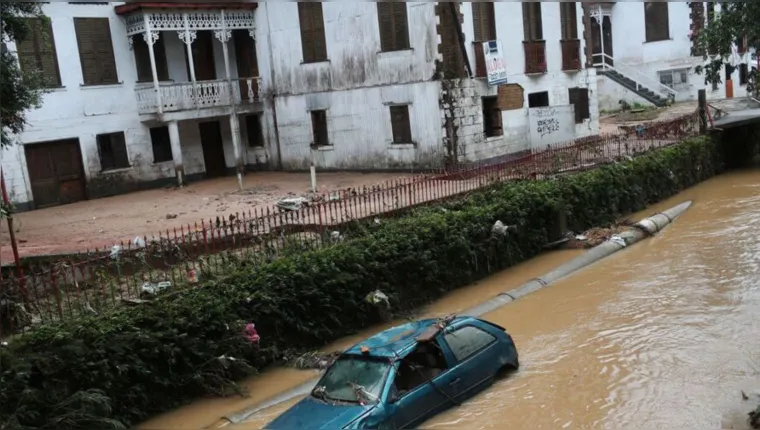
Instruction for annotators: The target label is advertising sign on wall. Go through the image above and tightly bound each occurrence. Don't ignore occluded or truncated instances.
[482,40,508,86]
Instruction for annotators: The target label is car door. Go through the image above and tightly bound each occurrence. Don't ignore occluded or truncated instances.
[385,361,457,428]
[439,324,501,402]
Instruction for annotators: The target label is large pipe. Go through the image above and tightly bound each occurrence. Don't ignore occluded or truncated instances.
[221,201,693,426]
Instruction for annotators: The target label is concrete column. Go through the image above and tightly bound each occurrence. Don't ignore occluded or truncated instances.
[143,15,163,117]
[168,120,184,186]
[229,113,244,190]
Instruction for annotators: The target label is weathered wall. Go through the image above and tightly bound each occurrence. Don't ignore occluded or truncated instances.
[274,82,445,171]
[0,2,259,208]
[443,1,599,163]
[596,75,656,112]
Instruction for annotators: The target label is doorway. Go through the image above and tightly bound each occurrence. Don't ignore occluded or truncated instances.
[591,16,613,66]
[24,139,87,208]
[185,30,216,81]
[198,120,227,178]
[233,29,259,100]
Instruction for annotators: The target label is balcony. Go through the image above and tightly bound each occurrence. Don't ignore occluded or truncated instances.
[523,40,547,74]
[135,78,262,115]
[561,39,582,71]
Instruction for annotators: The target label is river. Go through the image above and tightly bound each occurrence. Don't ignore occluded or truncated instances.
[139,169,760,430]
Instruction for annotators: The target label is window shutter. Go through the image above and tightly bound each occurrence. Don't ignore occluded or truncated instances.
[94,19,117,84]
[16,18,61,87]
[473,2,495,42]
[560,3,578,40]
[75,18,117,85]
[377,3,394,51]
[312,3,327,60]
[522,3,531,41]
[392,3,409,50]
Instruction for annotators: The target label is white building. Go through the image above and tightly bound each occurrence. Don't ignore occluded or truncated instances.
[588,1,756,112]
[1,1,599,211]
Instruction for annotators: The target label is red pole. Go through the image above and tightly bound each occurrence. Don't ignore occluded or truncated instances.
[1,169,27,300]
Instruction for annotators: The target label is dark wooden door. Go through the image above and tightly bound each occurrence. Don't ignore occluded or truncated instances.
[233,29,259,99]
[24,139,87,208]
[185,30,216,81]
[591,16,613,66]
[199,121,227,178]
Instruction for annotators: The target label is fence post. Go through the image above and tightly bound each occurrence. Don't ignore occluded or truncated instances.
[1,169,27,302]
[698,89,707,134]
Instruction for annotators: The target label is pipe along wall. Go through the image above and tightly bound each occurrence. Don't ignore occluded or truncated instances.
[222,200,693,425]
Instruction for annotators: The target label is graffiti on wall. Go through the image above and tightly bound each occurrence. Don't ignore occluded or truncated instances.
[528,105,576,148]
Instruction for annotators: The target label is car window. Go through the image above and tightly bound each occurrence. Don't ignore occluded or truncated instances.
[313,357,391,404]
[443,325,496,362]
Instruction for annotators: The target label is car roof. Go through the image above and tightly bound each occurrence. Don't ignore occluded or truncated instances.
[343,316,472,359]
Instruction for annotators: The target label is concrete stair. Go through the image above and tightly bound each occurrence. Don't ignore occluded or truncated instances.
[598,69,668,107]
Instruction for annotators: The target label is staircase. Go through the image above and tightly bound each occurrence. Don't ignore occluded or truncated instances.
[593,54,677,108]
[598,69,669,107]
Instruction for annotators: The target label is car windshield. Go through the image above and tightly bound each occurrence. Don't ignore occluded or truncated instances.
[312,356,391,404]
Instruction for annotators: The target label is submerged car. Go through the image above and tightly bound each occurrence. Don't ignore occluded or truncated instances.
[265,315,519,429]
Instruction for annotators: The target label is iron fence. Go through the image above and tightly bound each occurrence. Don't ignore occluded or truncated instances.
[0,110,700,336]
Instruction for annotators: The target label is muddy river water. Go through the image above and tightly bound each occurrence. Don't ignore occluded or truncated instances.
[139,169,760,430]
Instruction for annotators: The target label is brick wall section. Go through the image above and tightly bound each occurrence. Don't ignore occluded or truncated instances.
[435,2,468,165]
[689,2,705,57]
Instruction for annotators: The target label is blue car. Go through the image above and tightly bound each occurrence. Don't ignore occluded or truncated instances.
[265,315,519,429]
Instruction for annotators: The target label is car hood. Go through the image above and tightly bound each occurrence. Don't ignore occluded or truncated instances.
[264,396,374,429]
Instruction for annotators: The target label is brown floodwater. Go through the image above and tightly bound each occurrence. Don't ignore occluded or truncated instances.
[142,169,760,430]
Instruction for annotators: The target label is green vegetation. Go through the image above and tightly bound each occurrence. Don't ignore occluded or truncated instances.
[0,2,50,148]
[0,136,726,429]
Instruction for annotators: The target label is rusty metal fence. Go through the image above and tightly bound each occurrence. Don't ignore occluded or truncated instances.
[0,110,700,335]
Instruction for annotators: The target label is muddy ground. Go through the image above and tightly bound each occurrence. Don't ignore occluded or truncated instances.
[0,172,411,261]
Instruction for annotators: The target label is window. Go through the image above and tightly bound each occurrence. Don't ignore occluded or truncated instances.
[15,18,61,88]
[644,2,669,42]
[472,2,496,42]
[313,357,391,404]
[658,68,689,91]
[528,91,549,108]
[739,63,749,86]
[377,3,409,52]
[390,341,449,400]
[443,326,496,362]
[132,33,168,83]
[560,2,578,40]
[482,96,503,138]
[245,114,264,147]
[96,132,129,171]
[310,110,329,148]
[298,2,327,63]
[568,87,590,124]
[74,18,118,85]
[389,105,412,144]
[149,126,172,163]
[522,2,543,41]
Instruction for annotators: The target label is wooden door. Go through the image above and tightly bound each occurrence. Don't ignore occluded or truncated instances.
[185,30,216,81]
[233,29,259,100]
[24,139,87,208]
[198,121,227,178]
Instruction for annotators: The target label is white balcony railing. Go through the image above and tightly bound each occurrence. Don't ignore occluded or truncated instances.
[135,77,262,115]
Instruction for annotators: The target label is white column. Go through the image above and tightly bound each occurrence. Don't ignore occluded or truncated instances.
[178,13,199,110]
[216,11,244,191]
[143,14,163,116]
[168,120,184,187]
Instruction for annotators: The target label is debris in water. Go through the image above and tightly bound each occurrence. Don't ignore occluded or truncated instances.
[287,351,342,370]
[610,235,626,247]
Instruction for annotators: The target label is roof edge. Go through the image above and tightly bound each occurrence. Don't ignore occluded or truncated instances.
[115,2,257,15]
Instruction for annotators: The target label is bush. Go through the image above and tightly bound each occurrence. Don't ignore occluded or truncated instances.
[0,136,724,429]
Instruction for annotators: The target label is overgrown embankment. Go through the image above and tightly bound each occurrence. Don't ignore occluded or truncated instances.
[0,136,728,429]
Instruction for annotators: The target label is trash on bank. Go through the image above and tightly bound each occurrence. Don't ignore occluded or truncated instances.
[141,281,172,295]
[365,289,390,308]
[276,197,310,212]
[492,221,517,237]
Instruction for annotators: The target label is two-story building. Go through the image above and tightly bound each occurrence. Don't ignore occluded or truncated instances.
[1,1,599,211]
[587,1,756,111]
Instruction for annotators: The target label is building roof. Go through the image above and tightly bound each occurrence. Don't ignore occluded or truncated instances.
[115,2,257,15]
[343,316,466,359]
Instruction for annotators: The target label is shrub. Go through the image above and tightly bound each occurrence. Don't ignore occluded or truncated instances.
[0,136,724,429]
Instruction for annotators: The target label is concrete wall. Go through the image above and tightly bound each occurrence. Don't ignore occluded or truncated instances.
[597,75,656,112]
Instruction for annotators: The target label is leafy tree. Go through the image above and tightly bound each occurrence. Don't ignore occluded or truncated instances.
[692,1,759,93]
[0,2,49,148]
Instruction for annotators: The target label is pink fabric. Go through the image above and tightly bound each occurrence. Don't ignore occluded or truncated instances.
[244,323,260,344]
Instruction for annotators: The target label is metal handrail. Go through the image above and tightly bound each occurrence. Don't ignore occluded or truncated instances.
[592,53,677,99]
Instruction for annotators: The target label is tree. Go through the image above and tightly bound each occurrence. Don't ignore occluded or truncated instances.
[0,2,49,148]
[692,1,759,94]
